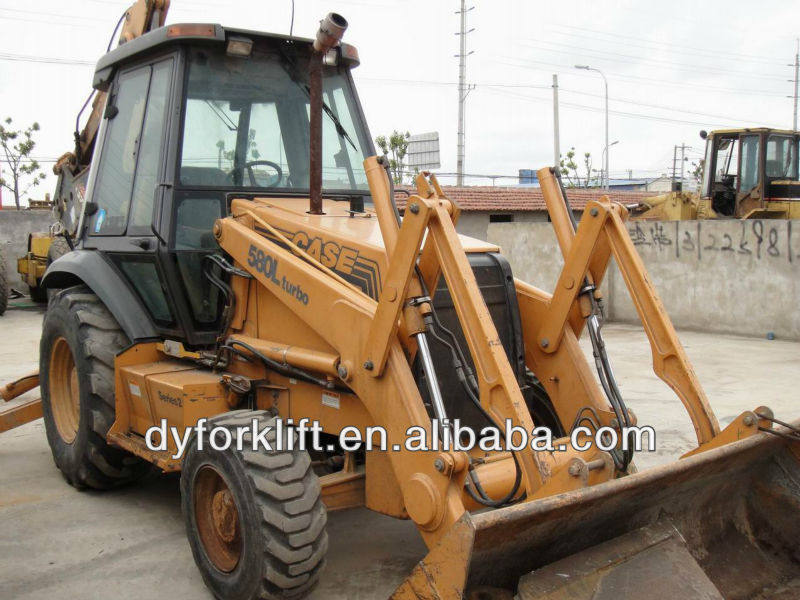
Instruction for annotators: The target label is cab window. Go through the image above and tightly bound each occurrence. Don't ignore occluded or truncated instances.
[739,135,759,193]
[91,58,172,235]
[766,134,798,180]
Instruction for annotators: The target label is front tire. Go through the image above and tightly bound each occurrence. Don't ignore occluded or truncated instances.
[182,410,328,600]
[39,286,150,489]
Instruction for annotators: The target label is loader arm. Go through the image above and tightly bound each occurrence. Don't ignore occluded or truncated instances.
[55,0,170,174]
[388,167,799,599]
[535,167,720,444]
[214,156,622,548]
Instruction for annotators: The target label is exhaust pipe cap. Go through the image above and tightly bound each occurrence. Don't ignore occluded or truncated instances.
[313,13,348,53]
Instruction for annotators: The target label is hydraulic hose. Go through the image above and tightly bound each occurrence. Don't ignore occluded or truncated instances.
[554,168,633,470]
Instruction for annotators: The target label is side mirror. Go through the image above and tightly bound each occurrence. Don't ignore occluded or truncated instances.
[84,202,99,216]
[699,130,708,140]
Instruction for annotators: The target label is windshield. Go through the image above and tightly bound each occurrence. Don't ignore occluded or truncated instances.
[178,45,370,192]
[765,134,799,180]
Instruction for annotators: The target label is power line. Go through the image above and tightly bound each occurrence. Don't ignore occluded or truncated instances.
[0,52,94,66]
[494,56,787,98]
[544,27,786,69]
[558,88,768,126]
[0,15,98,28]
[357,76,776,125]
[551,23,787,65]
[359,76,551,90]
[0,7,110,23]
[481,87,783,129]
[516,39,787,82]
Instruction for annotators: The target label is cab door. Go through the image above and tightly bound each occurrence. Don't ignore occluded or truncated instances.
[84,56,179,335]
[736,134,761,216]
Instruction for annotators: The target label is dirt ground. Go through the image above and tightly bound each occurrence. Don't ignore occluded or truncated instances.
[1,304,798,599]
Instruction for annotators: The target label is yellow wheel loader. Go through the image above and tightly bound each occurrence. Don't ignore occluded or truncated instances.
[633,127,800,221]
[2,7,800,600]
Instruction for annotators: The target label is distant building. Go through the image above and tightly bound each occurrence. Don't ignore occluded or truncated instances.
[642,177,676,192]
[606,178,650,191]
[639,176,698,193]
[518,169,539,186]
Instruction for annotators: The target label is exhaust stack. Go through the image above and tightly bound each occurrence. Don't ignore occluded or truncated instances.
[309,13,348,215]
[313,13,347,53]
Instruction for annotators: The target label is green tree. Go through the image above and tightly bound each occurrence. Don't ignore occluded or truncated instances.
[0,118,47,209]
[689,159,704,187]
[559,147,600,188]
[375,130,410,184]
[216,129,260,171]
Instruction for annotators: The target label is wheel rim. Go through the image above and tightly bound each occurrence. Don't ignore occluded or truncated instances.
[49,336,80,443]
[194,465,243,573]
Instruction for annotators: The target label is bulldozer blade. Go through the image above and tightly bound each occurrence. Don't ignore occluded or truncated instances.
[394,424,800,600]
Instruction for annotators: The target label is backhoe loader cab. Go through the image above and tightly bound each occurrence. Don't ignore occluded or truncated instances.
[50,23,371,346]
[699,127,800,218]
[32,13,800,600]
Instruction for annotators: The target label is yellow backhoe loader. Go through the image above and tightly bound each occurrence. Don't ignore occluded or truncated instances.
[1,6,800,599]
[633,127,800,220]
[13,0,171,302]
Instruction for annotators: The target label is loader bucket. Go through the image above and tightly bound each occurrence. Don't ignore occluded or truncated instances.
[394,425,800,600]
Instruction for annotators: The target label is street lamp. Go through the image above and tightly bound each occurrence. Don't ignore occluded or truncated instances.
[601,140,619,188]
[575,64,609,190]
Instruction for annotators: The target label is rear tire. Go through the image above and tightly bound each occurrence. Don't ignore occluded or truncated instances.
[29,282,48,303]
[182,410,328,600]
[39,286,151,489]
[46,236,71,266]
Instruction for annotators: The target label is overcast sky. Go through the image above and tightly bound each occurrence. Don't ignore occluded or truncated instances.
[1,0,798,199]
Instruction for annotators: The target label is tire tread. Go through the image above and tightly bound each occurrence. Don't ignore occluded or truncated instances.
[41,286,149,489]
[189,411,327,600]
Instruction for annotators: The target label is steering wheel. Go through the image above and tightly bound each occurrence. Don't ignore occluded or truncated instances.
[229,160,283,188]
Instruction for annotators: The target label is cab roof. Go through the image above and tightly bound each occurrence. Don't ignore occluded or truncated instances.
[710,127,799,136]
[93,24,357,91]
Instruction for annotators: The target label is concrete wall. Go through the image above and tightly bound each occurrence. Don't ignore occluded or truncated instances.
[486,220,611,301]
[0,210,54,288]
[608,219,800,340]
[456,211,555,241]
[488,219,800,341]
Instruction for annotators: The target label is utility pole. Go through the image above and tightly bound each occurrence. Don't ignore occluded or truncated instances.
[455,0,474,186]
[672,143,688,191]
[552,74,560,168]
[680,143,686,184]
[671,145,678,188]
[793,39,799,130]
